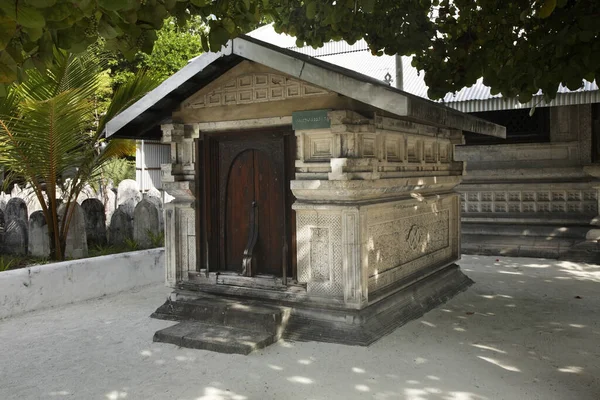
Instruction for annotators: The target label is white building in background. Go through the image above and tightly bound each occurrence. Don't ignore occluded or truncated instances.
[135,140,172,203]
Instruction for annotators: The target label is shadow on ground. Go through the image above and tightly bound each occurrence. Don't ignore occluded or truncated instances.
[0,255,598,400]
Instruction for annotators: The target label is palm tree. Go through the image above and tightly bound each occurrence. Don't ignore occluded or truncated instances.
[0,50,159,261]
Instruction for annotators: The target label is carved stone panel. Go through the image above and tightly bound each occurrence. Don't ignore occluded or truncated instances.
[296,211,344,298]
[184,73,330,109]
[365,195,458,294]
[461,188,598,217]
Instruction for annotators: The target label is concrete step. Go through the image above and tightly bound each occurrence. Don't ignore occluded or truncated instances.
[154,321,275,355]
[151,295,284,335]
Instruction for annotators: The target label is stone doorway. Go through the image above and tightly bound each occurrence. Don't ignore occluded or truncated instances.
[200,129,296,279]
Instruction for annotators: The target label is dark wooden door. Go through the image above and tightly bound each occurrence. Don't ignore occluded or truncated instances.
[217,132,287,276]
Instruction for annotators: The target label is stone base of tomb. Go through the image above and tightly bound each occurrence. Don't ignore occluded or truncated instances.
[151,263,472,352]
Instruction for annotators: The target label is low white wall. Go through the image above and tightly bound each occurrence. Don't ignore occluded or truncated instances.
[0,248,164,319]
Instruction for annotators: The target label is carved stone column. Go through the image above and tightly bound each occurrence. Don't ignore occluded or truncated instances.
[292,110,462,309]
[161,123,197,286]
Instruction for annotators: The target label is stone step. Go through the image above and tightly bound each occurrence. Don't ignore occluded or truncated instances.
[154,322,275,355]
[151,295,284,335]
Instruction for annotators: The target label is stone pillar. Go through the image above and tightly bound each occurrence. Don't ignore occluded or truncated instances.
[292,110,462,309]
[161,123,197,286]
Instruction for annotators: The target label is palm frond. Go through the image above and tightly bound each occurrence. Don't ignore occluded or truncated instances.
[97,70,161,136]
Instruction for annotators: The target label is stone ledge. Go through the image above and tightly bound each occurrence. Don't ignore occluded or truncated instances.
[0,248,164,319]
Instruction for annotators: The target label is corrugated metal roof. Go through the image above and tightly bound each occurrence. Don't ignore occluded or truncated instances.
[248,24,600,112]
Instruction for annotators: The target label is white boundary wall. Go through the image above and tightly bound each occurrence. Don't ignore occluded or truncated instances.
[0,248,164,319]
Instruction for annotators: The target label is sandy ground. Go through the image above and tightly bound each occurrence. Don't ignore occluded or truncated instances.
[0,255,599,400]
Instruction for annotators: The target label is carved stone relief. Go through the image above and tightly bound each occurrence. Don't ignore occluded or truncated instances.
[183,73,331,109]
[365,195,458,294]
[296,212,344,298]
[460,189,598,216]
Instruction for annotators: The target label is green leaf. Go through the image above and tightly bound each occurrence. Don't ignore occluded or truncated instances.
[23,25,44,41]
[222,17,235,34]
[362,0,375,13]
[243,0,251,10]
[306,1,316,20]
[43,3,73,21]
[190,0,209,6]
[16,6,46,29]
[200,33,209,52]
[539,0,556,18]
[517,91,532,103]
[98,0,129,11]
[98,18,121,39]
[208,26,229,52]
[0,51,17,83]
[24,0,56,7]
[0,15,17,51]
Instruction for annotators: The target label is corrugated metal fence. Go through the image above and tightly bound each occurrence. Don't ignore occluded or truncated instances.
[136,140,170,191]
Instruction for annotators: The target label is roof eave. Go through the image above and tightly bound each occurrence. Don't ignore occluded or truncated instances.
[105,35,505,139]
[233,37,505,138]
[104,42,233,138]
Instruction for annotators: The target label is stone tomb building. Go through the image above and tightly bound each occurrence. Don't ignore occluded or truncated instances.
[106,36,505,353]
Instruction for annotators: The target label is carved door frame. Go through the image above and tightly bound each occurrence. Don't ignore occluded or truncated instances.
[195,126,297,281]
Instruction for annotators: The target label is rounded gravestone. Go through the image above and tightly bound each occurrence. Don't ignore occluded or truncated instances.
[28,210,50,258]
[81,198,107,247]
[133,198,163,249]
[21,185,43,217]
[3,219,28,255]
[5,197,28,225]
[97,186,117,228]
[10,183,22,198]
[146,187,162,200]
[109,206,134,246]
[58,203,88,259]
[117,179,142,207]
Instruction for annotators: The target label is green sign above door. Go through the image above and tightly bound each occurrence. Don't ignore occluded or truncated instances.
[292,109,331,130]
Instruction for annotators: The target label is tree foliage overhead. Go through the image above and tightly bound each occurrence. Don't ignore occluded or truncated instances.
[1,0,599,102]
[105,16,205,87]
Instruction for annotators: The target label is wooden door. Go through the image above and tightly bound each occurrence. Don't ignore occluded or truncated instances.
[214,131,289,276]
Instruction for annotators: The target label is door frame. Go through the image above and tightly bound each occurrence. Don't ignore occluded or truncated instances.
[195,126,297,282]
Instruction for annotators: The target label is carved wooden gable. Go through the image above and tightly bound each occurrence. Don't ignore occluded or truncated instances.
[183,66,332,109]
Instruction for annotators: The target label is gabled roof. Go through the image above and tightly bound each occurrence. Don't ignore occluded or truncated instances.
[248,24,600,113]
[105,35,505,140]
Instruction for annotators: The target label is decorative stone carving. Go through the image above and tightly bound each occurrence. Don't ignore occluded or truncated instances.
[366,198,456,293]
[296,211,344,299]
[184,73,331,109]
[161,123,197,285]
[461,189,597,216]
[290,111,463,307]
[294,194,460,306]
